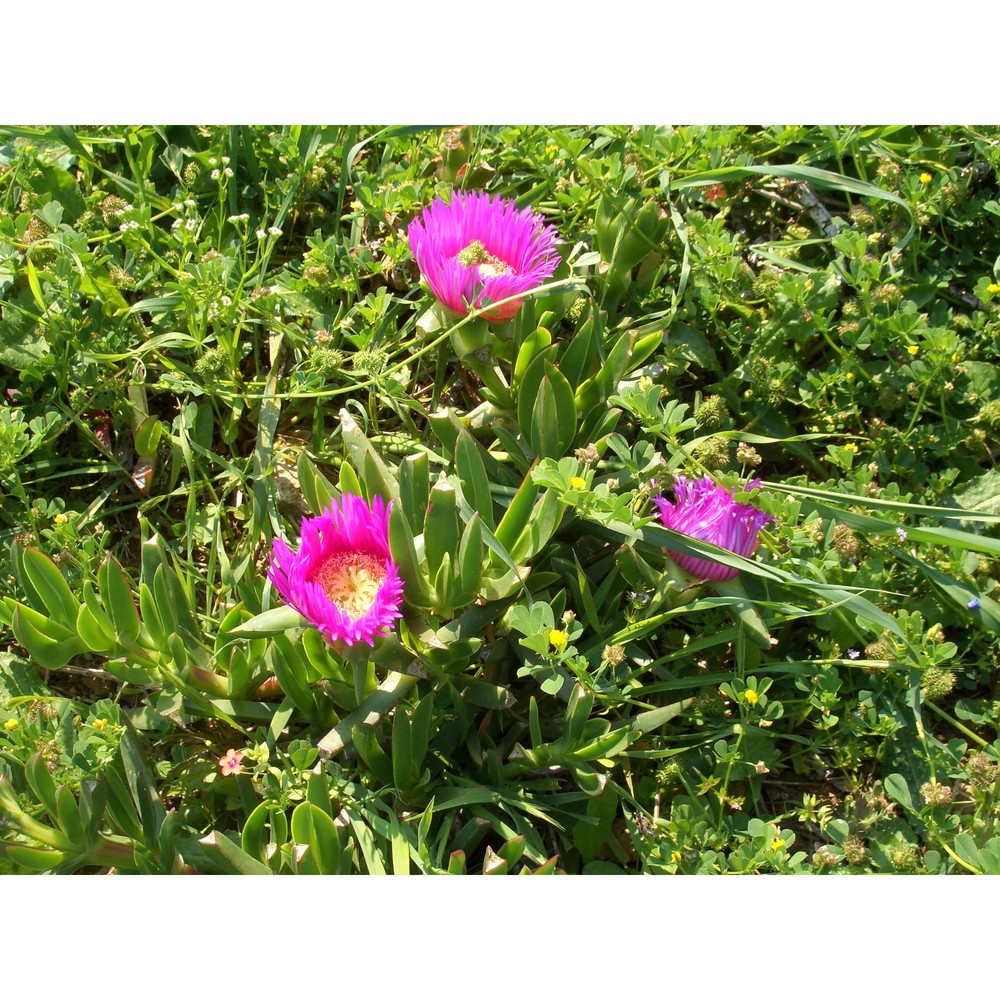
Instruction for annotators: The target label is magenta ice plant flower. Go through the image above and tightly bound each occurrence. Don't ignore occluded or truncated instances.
[267,494,404,647]
[653,476,773,582]
[408,191,560,322]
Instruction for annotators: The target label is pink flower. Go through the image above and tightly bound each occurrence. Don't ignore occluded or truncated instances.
[653,476,773,582]
[218,749,245,776]
[408,191,560,322]
[267,494,404,647]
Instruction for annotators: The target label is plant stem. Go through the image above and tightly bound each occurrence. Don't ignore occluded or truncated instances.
[317,670,420,759]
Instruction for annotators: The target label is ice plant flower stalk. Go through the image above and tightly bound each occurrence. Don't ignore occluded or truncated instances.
[267,494,404,648]
[653,476,773,582]
[408,191,560,322]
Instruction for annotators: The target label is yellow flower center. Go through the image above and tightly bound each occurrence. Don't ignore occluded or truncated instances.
[456,240,513,279]
[311,551,386,619]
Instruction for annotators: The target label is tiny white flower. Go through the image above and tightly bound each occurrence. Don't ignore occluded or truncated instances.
[119,223,128,231]
[172,219,182,229]
[221,156,231,165]
[208,157,218,167]
[184,198,197,207]
[224,167,234,178]
[129,220,140,230]
[268,226,282,237]
[896,527,908,542]
[256,229,267,240]
[185,219,198,231]
[227,213,249,223]
[211,169,221,180]
[221,295,232,307]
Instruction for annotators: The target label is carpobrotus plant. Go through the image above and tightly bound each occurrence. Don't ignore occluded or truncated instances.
[267,494,404,647]
[653,476,773,581]
[407,191,560,322]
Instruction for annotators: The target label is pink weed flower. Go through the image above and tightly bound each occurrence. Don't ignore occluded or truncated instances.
[408,191,560,322]
[218,749,245,776]
[653,476,773,582]
[267,494,404,647]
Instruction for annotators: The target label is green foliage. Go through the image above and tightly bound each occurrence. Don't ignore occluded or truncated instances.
[4,124,1000,874]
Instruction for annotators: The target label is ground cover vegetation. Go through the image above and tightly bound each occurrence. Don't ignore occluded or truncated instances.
[2,124,1000,875]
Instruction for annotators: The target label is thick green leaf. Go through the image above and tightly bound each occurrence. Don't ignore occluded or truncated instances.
[398,452,430,534]
[455,432,494,530]
[233,605,306,637]
[26,752,60,820]
[423,481,460,580]
[199,831,273,875]
[21,548,79,626]
[12,606,87,669]
[97,556,139,639]
[291,802,341,875]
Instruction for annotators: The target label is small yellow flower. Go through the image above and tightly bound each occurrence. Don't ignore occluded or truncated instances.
[845,371,855,382]
[771,837,787,851]
[743,689,759,706]
[569,476,587,491]
[54,513,68,525]
[91,718,108,731]
[545,144,558,156]
[638,375,653,391]
[951,352,961,363]
[671,850,683,864]
[3,718,19,732]
[906,345,920,356]
[548,629,568,650]
[844,442,858,454]
[919,172,933,184]
[987,283,1000,295]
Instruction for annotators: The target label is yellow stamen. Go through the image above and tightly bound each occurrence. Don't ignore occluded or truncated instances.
[312,550,386,619]
[457,240,513,278]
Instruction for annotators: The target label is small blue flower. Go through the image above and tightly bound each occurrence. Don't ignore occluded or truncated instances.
[968,598,981,610]
[847,649,861,660]
[895,527,908,542]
